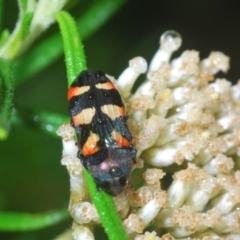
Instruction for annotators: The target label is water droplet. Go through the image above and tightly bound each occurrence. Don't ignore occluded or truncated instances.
[129,56,147,73]
[160,30,182,52]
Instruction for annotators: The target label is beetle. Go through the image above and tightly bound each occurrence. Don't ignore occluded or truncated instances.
[68,69,136,196]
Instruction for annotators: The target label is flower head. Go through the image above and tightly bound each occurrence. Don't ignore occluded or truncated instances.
[57,30,240,240]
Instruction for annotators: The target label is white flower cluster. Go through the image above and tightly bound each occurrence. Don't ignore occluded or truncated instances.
[57,31,240,240]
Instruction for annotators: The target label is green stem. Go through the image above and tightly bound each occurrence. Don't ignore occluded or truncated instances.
[56,10,128,240]
[83,169,128,240]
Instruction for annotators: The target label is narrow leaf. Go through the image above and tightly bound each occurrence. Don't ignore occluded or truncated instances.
[12,108,69,138]
[83,169,129,240]
[0,208,69,231]
[55,11,87,85]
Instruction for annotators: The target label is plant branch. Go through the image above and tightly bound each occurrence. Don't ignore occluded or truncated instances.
[13,0,126,86]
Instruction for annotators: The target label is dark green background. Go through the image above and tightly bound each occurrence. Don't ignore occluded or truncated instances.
[1,0,240,239]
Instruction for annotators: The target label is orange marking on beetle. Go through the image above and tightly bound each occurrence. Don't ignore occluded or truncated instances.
[68,86,90,100]
[81,131,100,156]
[101,104,126,120]
[95,81,117,90]
[111,130,131,147]
[72,108,96,126]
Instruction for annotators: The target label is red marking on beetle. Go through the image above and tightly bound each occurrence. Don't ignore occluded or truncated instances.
[81,131,100,156]
[111,130,131,148]
[68,86,90,100]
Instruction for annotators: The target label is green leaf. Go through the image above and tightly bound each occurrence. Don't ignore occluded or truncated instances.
[0,208,69,231]
[77,0,125,38]
[13,0,126,85]
[55,11,87,85]
[56,10,128,240]
[0,58,14,140]
[12,108,69,138]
